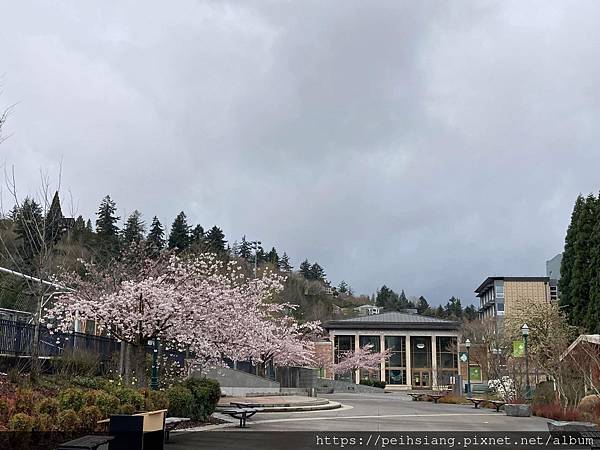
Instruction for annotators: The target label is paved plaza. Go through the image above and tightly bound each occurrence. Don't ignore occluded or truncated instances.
[168,393,549,448]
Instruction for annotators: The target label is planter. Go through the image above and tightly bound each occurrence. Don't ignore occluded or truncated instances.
[505,404,531,417]
[547,420,598,432]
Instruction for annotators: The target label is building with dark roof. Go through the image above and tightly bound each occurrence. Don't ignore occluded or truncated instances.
[323,311,459,390]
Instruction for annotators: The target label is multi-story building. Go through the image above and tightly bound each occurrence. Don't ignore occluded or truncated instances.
[476,276,553,322]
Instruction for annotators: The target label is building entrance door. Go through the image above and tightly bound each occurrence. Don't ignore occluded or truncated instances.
[412,370,431,389]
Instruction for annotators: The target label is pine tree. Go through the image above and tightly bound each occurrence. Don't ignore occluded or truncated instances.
[266,247,279,268]
[589,194,600,332]
[191,225,204,243]
[146,217,165,256]
[168,212,190,252]
[122,210,145,246]
[205,226,227,254]
[309,262,325,281]
[416,296,430,315]
[95,195,120,257]
[376,285,399,309]
[398,289,410,309]
[464,304,478,321]
[560,195,585,323]
[445,296,463,319]
[72,215,86,242]
[44,191,64,245]
[238,236,252,259]
[280,252,293,272]
[299,259,311,278]
[14,197,44,267]
[338,280,348,294]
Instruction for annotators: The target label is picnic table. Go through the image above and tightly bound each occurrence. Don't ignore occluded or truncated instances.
[221,407,264,428]
[164,417,191,441]
[58,435,114,450]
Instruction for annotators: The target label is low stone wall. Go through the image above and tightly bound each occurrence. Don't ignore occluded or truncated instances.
[197,366,281,396]
[316,377,385,394]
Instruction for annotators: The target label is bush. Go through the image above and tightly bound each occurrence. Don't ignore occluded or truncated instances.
[439,395,470,405]
[579,395,600,413]
[8,413,35,432]
[36,397,60,416]
[83,390,100,407]
[183,377,221,421]
[80,405,102,432]
[72,376,103,389]
[57,349,101,377]
[58,388,86,412]
[359,379,374,387]
[532,403,582,422]
[94,391,120,418]
[57,409,80,432]
[34,413,54,432]
[113,387,145,411]
[373,381,386,389]
[120,403,136,415]
[0,398,10,424]
[533,381,556,406]
[15,388,35,414]
[166,385,194,418]
[147,390,170,411]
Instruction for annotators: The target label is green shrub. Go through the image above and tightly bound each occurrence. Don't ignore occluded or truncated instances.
[120,403,136,415]
[94,391,120,418]
[58,388,86,412]
[166,385,194,418]
[34,413,54,431]
[147,390,169,411]
[80,405,102,432]
[15,388,35,414]
[57,349,101,377]
[8,413,35,432]
[373,381,386,389]
[57,409,80,432]
[183,377,221,421]
[0,398,10,423]
[72,376,103,389]
[36,397,60,416]
[114,387,144,411]
[359,379,374,387]
[533,381,556,406]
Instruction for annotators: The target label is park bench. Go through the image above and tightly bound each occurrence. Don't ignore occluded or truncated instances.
[58,435,114,450]
[426,393,447,404]
[467,397,487,409]
[488,400,506,412]
[221,407,264,428]
[164,417,191,442]
[407,393,424,401]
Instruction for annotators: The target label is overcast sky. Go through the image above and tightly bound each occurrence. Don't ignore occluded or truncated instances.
[1,1,599,306]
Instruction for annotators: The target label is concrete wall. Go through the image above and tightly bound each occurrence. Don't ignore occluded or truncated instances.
[315,377,385,394]
[196,366,281,396]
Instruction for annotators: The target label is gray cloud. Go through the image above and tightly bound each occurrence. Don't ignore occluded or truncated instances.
[1,0,600,305]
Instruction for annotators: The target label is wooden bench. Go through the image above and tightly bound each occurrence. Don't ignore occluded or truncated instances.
[467,397,487,409]
[58,435,114,450]
[164,417,191,442]
[407,393,424,401]
[221,407,263,428]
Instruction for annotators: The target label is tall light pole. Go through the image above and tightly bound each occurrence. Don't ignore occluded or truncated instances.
[465,339,471,395]
[148,338,159,390]
[251,241,261,278]
[521,324,530,400]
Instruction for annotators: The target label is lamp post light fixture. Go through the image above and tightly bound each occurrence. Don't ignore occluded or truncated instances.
[521,324,530,400]
[251,241,262,278]
[465,338,471,395]
[148,338,159,390]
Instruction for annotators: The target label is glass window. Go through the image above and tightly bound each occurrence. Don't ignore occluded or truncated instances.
[497,302,504,312]
[436,336,458,387]
[495,283,504,298]
[334,335,355,381]
[411,337,431,368]
[384,336,406,385]
[359,335,380,352]
[385,369,406,385]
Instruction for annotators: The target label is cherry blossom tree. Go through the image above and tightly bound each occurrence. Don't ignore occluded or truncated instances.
[331,344,390,380]
[44,251,319,386]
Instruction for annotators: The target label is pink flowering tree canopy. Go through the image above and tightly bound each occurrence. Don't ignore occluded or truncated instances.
[43,252,320,383]
[331,344,390,375]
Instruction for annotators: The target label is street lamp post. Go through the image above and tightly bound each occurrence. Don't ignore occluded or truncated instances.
[465,339,471,395]
[251,241,262,278]
[149,339,159,390]
[521,324,530,400]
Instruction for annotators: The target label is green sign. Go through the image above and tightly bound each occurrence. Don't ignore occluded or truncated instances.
[469,366,481,382]
[513,340,525,358]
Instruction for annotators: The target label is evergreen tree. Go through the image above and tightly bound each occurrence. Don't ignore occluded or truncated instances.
[238,236,252,259]
[147,216,165,255]
[464,304,478,322]
[44,191,63,245]
[435,305,445,318]
[589,194,600,332]
[72,215,86,242]
[266,247,280,268]
[299,259,311,278]
[376,285,399,310]
[398,289,411,309]
[95,195,120,257]
[14,197,44,267]
[205,226,227,254]
[191,225,205,244]
[168,211,190,252]
[280,252,293,272]
[122,210,145,246]
[85,219,93,233]
[416,296,430,315]
[338,280,349,294]
[445,296,463,319]
[560,195,585,323]
[309,262,325,281]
